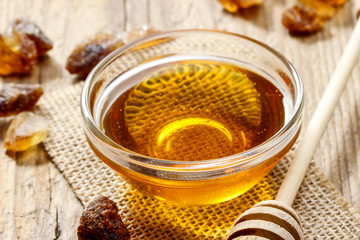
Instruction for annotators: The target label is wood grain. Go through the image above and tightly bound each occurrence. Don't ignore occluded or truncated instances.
[1,0,360,239]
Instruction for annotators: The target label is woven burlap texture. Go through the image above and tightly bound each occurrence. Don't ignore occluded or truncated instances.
[40,83,360,239]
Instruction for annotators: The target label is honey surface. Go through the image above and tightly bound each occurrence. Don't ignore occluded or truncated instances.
[102,60,285,161]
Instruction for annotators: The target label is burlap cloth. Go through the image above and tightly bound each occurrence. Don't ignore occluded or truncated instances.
[39,83,360,239]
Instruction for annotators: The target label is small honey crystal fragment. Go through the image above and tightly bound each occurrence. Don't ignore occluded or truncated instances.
[3,112,49,152]
[66,32,124,76]
[218,0,263,12]
[0,31,38,75]
[12,19,53,56]
[0,83,43,117]
[77,196,130,240]
[282,4,326,34]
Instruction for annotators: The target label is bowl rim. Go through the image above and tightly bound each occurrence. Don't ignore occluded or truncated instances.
[80,29,304,170]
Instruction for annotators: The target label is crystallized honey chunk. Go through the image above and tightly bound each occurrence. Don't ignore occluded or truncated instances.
[0,31,38,75]
[66,32,125,76]
[218,0,263,12]
[0,83,43,117]
[282,0,348,35]
[3,112,49,152]
[77,196,130,240]
[0,19,52,76]
[12,18,53,56]
[298,0,336,19]
[282,4,326,34]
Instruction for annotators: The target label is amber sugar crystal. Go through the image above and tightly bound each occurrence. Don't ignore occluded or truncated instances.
[12,19,53,57]
[282,0,348,34]
[66,32,124,76]
[0,31,38,75]
[77,196,130,240]
[66,26,160,77]
[0,19,52,76]
[4,111,49,152]
[0,83,43,117]
[102,60,285,161]
[282,4,326,34]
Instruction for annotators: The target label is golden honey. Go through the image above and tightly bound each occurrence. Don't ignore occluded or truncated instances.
[101,60,285,161]
[93,58,292,205]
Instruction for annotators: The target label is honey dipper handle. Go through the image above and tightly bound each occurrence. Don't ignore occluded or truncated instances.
[276,18,360,205]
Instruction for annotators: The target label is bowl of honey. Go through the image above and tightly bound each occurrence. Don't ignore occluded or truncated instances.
[80,29,304,205]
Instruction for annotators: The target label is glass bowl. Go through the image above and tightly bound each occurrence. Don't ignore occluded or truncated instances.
[80,29,304,205]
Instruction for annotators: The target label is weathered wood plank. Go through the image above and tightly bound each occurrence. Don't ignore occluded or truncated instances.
[149,0,217,30]
[0,0,124,239]
[124,0,149,30]
[0,1,360,239]
[0,121,17,240]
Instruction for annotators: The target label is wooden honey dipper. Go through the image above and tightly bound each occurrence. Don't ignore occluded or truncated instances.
[227,17,360,240]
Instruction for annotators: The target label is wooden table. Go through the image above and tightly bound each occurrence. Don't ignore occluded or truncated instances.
[1,0,360,239]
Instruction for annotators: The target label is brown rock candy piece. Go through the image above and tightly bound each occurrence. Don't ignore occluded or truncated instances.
[218,0,263,12]
[66,32,124,76]
[282,4,326,34]
[299,0,336,19]
[12,18,53,56]
[0,83,43,117]
[0,31,38,75]
[3,111,49,152]
[77,196,130,240]
[282,0,348,35]
[0,19,52,76]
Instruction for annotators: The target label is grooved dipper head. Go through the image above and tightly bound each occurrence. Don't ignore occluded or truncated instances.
[227,200,303,240]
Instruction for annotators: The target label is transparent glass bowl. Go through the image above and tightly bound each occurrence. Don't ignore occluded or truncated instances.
[81,30,304,205]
